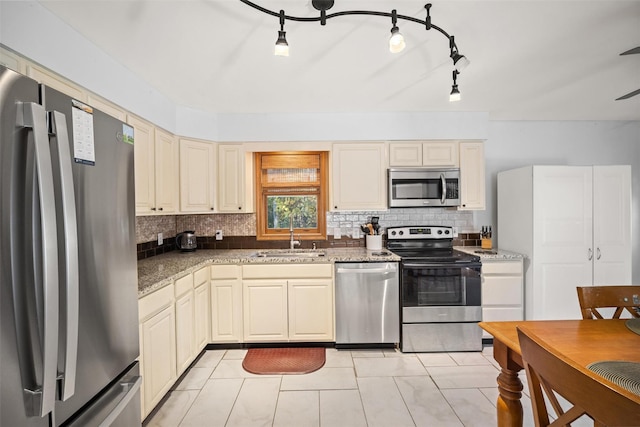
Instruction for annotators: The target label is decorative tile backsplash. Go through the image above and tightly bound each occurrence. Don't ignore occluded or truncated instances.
[136,208,478,258]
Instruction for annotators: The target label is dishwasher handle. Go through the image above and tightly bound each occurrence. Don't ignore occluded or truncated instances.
[335,264,398,275]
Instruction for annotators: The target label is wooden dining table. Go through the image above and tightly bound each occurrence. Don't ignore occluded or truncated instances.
[479,319,640,427]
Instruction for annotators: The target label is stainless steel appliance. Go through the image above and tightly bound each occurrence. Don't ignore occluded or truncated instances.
[386,226,482,352]
[388,168,460,207]
[335,262,400,347]
[176,230,197,251]
[1,66,141,426]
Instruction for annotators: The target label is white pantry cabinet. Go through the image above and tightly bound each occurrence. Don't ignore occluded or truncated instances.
[331,143,387,211]
[389,141,459,167]
[210,265,244,342]
[242,263,334,342]
[459,141,485,210]
[138,285,176,419]
[498,165,632,320]
[179,138,217,213]
[481,259,523,338]
[128,115,179,215]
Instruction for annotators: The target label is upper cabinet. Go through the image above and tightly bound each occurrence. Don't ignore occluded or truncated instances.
[179,138,216,213]
[27,63,86,101]
[459,141,486,210]
[389,141,459,167]
[86,93,127,121]
[0,46,26,73]
[332,143,387,211]
[128,115,179,215]
[218,144,253,213]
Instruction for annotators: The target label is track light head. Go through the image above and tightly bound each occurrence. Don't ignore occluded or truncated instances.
[451,51,470,71]
[274,10,289,56]
[389,27,406,53]
[449,70,461,102]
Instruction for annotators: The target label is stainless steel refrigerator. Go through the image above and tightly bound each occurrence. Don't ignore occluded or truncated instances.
[1,65,141,426]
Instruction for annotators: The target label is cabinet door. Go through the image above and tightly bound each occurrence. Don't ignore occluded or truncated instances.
[175,291,195,374]
[422,141,459,167]
[459,141,486,210]
[86,93,127,121]
[128,115,156,214]
[243,280,288,341]
[141,305,176,416]
[211,278,244,342]
[389,143,422,166]
[532,166,593,320]
[155,128,179,214]
[332,143,387,210]
[288,279,334,341]
[592,165,632,285]
[27,63,86,101]
[180,139,216,213]
[194,267,211,352]
[218,144,246,212]
[0,46,26,73]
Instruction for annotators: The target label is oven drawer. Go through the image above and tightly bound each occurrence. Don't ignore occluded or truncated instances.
[403,306,481,323]
[402,323,482,352]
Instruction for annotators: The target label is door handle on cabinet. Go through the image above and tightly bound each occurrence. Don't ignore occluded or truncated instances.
[597,248,601,260]
[588,248,593,261]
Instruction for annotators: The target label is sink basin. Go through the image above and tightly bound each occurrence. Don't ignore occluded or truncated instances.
[252,250,327,258]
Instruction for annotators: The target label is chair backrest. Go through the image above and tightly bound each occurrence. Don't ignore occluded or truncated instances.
[517,326,640,427]
[576,285,640,319]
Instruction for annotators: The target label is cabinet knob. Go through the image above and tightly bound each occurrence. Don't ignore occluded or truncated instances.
[158,207,163,211]
[211,207,215,211]
[334,206,338,209]
[238,206,242,210]
[151,207,156,211]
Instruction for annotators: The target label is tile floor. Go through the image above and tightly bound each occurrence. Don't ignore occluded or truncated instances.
[144,346,594,427]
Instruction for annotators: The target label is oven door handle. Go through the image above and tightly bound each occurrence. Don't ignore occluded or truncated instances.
[402,262,482,269]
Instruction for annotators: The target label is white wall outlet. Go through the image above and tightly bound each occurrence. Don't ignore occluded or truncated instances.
[157,232,163,245]
[452,227,459,238]
[215,230,223,240]
[334,227,341,239]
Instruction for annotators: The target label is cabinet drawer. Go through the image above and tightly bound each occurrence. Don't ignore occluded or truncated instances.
[482,276,522,305]
[139,284,174,321]
[482,261,522,275]
[175,274,193,297]
[243,263,332,279]
[212,264,241,280]
[194,266,209,288]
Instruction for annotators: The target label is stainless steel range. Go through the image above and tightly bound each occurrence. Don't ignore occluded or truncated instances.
[386,226,483,352]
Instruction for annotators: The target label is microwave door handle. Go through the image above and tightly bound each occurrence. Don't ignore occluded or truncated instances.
[440,173,446,204]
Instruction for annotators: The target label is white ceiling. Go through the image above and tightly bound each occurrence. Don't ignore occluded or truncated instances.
[38,0,640,120]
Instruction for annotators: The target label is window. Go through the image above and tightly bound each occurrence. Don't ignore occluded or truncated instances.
[255,151,328,240]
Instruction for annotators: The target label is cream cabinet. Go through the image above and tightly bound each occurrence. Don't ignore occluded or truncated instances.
[242,263,334,342]
[193,266,211,351]
[128,115,179,215]
[459,141,485,210]
[218,144,252,212]
[210,265,244,342]
[0,46,26,73]
[389,141,459,167]
[174,274,195,375]
[86,93,127,121]
[481,259,524,339]
[180,138,217,213]
[331,143,387,211]
[27,63,86,101]
[139,285,176,419]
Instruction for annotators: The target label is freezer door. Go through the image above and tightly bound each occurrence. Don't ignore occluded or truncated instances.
[0,67,54,427]
[40,85,140,426]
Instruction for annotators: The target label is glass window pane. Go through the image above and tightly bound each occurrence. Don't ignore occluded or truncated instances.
[266,195,318,229]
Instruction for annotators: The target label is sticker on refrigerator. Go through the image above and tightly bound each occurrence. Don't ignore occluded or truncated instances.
[121,124,134,145]
[71,100,96,165]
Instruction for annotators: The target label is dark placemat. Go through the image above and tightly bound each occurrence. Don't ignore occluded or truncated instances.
[587,360,640,395]
[626,318,640,335]
[242,347,325,375]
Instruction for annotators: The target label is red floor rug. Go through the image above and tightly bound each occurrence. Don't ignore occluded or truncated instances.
[242,347,326,375]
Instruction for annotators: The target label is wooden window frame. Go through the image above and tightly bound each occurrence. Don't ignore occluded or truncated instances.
[254,151,328,241]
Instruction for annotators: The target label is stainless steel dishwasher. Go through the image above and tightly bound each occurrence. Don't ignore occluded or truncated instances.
[335,262,400,347]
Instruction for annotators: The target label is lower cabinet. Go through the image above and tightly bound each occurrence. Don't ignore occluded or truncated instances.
[210,265,244,342]
[481,259,524,338]
[175,274,195,374]
[242,264,334,342]
[138,284,176,419]
[194,267,211,350]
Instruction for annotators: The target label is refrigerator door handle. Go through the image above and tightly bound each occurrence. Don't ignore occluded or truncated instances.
[18,101,60,417]
[50,110,79,401]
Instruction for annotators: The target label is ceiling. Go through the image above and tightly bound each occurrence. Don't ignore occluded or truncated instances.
[38,0,640,120]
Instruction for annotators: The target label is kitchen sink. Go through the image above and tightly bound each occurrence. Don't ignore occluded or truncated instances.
[252,250,327,258]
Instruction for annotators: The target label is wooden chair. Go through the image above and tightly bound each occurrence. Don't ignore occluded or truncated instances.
[576,286,640,319]
[517,326,640,427]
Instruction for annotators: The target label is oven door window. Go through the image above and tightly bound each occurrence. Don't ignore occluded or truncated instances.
[402,265,481,307]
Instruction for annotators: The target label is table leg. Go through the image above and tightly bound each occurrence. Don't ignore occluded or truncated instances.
[496,367,524,427]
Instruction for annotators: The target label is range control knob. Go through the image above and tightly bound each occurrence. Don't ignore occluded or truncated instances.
[437,230,443,235]
[391,231,396,236]
[445,229,450,234]
[399,231,404,236]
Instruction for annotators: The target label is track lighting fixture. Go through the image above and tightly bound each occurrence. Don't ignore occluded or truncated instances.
[389,10,406,53]
[241,0,470,101]
[274,10,289,57]
[450,71,461,102]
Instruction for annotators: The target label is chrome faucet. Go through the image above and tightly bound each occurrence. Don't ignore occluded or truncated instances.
[289,216,300,250]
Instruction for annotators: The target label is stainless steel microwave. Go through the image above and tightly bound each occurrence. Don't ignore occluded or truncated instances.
[388,168,460,207]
